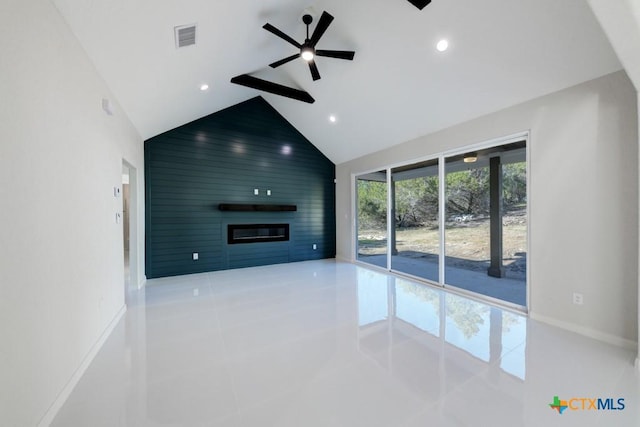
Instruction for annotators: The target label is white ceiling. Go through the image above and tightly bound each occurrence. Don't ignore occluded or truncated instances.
[52,0,622,164]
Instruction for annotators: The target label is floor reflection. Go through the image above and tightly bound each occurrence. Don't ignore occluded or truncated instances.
[51,261,638,427]
[357,274,527,381]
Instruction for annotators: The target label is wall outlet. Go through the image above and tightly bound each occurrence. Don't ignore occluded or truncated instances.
[192,252,199,261]
[573,292,583,305]
[312,244,317,250]
[254,188,259,195]
[267,189,271,196]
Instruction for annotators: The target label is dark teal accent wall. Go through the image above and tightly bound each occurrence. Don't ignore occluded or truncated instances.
[144,97,336,278]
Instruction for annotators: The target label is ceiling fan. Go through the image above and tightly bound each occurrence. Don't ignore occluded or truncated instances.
[263,11,355,81]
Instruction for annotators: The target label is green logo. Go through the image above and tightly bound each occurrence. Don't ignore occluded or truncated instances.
[549,396,568,414]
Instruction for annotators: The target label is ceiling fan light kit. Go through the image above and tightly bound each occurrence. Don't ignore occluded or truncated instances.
[301,46,315,61]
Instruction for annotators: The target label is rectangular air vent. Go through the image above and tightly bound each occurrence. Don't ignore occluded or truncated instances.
[175,24,196,48]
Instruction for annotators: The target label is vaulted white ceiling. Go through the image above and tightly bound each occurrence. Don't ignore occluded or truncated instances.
[52,0,622,164]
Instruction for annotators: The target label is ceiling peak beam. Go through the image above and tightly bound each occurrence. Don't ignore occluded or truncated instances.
[407,0,432,10]
[230,74,315,104]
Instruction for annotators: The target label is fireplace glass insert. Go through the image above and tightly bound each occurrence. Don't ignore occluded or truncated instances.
[227,224,290,244]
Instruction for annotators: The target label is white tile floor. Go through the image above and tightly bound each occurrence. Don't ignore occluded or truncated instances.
[52,260,639,426]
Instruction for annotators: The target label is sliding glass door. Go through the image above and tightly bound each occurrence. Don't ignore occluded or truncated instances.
[354,137,528,308]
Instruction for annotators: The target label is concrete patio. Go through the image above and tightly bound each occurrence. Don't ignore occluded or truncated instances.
[358,253,526,306]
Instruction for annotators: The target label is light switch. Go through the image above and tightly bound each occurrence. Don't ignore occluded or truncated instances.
[254,189,259,195]
[267,190,271,196]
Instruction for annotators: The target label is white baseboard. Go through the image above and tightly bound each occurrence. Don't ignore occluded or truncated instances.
[335,255,352,263]
[37,304,127,427]
[530,311,638,351]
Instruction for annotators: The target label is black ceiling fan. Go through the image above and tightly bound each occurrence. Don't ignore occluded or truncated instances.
[263,11,355,81]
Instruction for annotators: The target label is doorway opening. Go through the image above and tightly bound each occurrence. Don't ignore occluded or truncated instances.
[122,160,140,303]
[122,164,131,289]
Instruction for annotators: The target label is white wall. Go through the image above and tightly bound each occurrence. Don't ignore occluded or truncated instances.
[0,0,144,425]
[336,71,638,347]
[587,0,640,369]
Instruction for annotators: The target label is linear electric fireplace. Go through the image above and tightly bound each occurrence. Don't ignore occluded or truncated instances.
[227,224,290,244]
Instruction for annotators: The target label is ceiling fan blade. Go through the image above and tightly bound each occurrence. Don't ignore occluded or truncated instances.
[269,54,301,68]
[407,0,432,10]
[308,60,321,81]
[315,50,355,61]
[263,23,302,48]
[230,74,315,103]
[309,11,334,47]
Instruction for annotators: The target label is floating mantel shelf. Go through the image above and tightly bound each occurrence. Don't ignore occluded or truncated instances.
[218,204,297,212]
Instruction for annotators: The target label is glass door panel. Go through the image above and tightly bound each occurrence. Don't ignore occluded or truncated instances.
[356,171,388,268]
[444,142,527,306]
[390,159,439,282]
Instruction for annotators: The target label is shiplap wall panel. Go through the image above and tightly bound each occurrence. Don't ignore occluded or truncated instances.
[144,97,335,278]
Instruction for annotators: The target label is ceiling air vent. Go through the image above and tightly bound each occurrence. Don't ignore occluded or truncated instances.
[175,24,196,48]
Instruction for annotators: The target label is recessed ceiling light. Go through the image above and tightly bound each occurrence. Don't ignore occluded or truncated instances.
[329,115,337,123]
[436,39,449,52]
[200,84,209,91]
